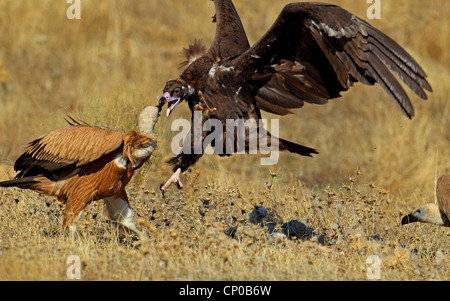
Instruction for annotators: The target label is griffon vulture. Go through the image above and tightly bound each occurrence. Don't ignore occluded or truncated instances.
[0,104,162,235]
[402,175,450,227]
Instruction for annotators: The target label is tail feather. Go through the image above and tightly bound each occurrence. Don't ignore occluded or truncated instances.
[278,138,318,157]
[0,177,39,189]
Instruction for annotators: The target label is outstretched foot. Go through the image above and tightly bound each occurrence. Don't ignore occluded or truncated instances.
[160,168,183,197]
[194,91,216,116]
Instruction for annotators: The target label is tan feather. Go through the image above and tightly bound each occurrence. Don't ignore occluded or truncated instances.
[0,106,161,234]
[26,125,124,166]
[402,175,450,227]
[436,175,450,221]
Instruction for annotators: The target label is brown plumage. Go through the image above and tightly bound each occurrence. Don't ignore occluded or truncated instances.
[402,175,450,227]
[158,1,432,193]
[0,105,161,234]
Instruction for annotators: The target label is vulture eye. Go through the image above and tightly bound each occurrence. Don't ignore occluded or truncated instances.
[174,88,181,95]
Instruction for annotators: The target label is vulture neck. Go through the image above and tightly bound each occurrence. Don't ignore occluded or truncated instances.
[138,106,160,135]
[125,106,160,167]
[422,203,450,227]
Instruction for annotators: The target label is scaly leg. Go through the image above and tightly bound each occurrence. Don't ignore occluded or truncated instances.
[160,92,212,197]
[160,168,183,196]
[104,191,141,236]
[62,196,89,240]
[194,91,216,116]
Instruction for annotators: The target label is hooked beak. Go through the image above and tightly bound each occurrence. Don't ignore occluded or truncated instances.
[401,213,418,225]
[160,92,181,117]
[157,96,165,113]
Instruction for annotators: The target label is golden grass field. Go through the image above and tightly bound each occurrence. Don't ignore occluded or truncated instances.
[0,0,449,281]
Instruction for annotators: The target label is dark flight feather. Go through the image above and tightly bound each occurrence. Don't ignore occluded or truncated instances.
[208,0,250,60]
[234,2,431,118]
[161,0,432,175]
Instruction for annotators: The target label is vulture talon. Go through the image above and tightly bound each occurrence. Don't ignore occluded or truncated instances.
[193,91,217,117]
[159,183,166,197]
[160,168,183,195]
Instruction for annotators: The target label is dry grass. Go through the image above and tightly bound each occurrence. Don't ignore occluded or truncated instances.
[0,0,449,281]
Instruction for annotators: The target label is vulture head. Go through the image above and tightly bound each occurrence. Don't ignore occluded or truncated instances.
[401,204,447,227]
[159,40,208,117]
[401,175,450,227]
[159,79,196,117]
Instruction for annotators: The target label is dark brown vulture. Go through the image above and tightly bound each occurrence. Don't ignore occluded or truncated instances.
[158,0,432,194]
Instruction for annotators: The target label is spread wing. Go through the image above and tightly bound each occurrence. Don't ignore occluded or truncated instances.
[14,124,125,178]
[436,175,450,220]
[208,0,250,60]
[234,2,432,117]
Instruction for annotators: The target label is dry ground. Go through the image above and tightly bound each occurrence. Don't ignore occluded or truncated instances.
[0,0,449,281]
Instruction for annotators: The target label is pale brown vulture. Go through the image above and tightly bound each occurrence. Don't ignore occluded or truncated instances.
[402,175,450,227]
[0,105,162,235]
[158,0,432,193]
